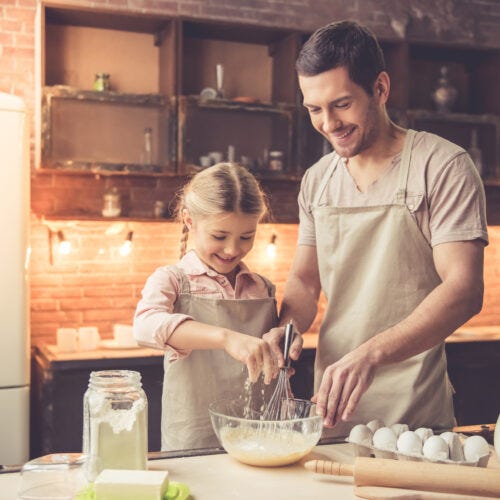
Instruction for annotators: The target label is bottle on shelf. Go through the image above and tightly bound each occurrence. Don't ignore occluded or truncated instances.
[431,65,458,113]
[216,63,224,99]
[141,127,153,165]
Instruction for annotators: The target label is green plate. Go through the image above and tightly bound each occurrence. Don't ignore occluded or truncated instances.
[77,480,190,500]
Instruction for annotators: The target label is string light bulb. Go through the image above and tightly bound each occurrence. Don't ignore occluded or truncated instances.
[266,232,277,259]
[57,230,72,255]
[119,231,134,257]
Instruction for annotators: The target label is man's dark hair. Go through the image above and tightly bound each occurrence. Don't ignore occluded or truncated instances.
[296,20,386,96]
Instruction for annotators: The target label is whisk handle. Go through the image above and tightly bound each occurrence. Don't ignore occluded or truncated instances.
[283,321,293,368]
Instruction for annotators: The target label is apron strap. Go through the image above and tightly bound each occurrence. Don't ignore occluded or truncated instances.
[395,129,417,205]
[255,273,276,298]
[172,265,191,294]
[312,154,342,207]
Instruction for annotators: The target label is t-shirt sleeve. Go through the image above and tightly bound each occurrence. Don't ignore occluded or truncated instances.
[297,169,317,246]
[428,151,488,247]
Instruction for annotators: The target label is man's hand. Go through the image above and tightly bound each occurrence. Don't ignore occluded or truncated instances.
[312,346,376,427]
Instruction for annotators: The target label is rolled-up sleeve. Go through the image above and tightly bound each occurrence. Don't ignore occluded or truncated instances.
[133,266,193,359]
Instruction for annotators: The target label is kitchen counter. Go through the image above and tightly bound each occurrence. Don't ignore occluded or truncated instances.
[2,444,356,500]
[3,443,500,500]
[302,325,500,349]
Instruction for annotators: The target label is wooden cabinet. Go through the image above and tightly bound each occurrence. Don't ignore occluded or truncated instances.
[38,5,500,222]
[30,344,164,458]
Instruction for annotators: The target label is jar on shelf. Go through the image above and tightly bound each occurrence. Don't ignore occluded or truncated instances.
[93,73,110,92]
[268,151,284,171]
[83,370,148,481]
[102,187,121,218]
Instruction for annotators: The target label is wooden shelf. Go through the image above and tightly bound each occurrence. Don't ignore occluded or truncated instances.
[43,214,173,222]
[39,5,500,223]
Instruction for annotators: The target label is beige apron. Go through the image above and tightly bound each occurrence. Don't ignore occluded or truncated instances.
[312,130,454,438]
[161,267,278,451]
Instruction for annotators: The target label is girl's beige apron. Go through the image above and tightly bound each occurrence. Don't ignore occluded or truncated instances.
[161,269,278,450]
[312,129,454,438]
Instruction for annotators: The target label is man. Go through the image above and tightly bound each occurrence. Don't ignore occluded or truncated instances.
[266,20,487,436]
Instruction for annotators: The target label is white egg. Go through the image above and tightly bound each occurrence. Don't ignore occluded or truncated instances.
[390,423,409,438]
[415,427,434,442]
[463,435,490,462]
[348,424,373,447]
[440,432,465,461]
[372,427,397,451]
[366,419,385,433]
[397,430,423,455]
[422,435,449,460]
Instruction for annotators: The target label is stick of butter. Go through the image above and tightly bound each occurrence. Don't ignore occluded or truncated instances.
[94,469,169,500]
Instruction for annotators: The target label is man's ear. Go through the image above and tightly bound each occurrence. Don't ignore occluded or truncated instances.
[182,209,193,230]
[374,71,390,103]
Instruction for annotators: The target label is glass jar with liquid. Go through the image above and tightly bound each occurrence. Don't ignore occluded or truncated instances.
[93,73,110,92]
[83,370,148,481]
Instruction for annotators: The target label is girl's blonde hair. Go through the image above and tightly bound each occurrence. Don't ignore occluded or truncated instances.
[177,162,269,258]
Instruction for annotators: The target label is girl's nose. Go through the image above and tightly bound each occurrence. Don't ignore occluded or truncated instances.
[223,240,239,256]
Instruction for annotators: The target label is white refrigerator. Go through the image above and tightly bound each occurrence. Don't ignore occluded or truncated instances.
[0,92,30,465]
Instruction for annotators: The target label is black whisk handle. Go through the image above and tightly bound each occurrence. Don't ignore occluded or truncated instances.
[283,321,293,368]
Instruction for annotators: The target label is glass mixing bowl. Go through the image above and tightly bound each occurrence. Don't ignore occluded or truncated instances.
[209,398,323,467]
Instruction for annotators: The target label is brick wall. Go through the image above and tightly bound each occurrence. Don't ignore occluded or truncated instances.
[29,214,500,345]
[29,217,307,343]
[2,0,500,343]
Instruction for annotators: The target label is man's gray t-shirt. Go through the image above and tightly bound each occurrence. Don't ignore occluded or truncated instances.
[298,131,488,248]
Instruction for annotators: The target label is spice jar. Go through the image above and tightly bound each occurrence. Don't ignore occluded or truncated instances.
[93,73,110,92]
[102,187,121,218]
[83,370,148,481]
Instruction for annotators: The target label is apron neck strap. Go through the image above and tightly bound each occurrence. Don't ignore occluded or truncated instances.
[173,265,191,294]
[395,129,416,205]
[313,155,342,206]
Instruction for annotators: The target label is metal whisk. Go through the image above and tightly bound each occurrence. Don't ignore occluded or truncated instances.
[262,321,294,421]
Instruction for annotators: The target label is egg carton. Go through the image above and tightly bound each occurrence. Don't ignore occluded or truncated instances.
[346,423,490,468]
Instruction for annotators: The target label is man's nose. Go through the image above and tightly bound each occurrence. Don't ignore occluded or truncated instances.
[321,110,341,134]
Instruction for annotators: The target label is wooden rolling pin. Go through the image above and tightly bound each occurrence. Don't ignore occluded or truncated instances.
[304,457,500,498]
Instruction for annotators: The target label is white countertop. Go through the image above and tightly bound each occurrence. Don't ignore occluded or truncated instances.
[5,443,500,499]
[4,444,358,500]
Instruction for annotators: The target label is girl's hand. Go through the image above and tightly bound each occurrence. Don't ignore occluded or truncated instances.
[223,331,279,384]
[262,325,303,368]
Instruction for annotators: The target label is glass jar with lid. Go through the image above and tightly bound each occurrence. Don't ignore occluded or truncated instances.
[102,187,121,218]
[83,370,148,481]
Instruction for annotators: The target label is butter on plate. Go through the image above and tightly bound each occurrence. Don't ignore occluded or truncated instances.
[94,469,169,500]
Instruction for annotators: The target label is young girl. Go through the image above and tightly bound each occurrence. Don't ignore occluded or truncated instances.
[133,163,279,451]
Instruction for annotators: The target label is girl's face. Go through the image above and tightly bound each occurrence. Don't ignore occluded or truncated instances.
[184,210,260,278]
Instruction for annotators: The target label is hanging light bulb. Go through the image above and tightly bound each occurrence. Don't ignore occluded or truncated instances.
[266,233,277,259]
[119,231,133,257]
[57,230,72,255]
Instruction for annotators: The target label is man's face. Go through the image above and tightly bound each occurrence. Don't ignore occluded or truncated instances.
[299,66,384,158]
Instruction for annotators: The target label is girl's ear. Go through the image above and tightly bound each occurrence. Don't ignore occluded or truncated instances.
[182,209,193,230]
